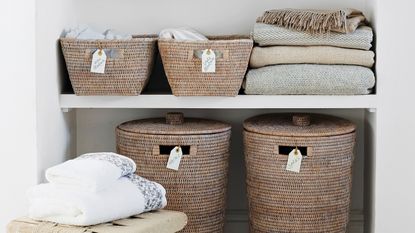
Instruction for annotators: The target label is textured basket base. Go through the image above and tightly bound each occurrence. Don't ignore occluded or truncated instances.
[7,210,187,233]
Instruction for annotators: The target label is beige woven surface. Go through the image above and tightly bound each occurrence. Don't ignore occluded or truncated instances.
[249,46,375,68]
[116,113,231,233]
[244,113,356,233]
[7,210,187,233]
[60,35,157,96]
[158,36,253,96]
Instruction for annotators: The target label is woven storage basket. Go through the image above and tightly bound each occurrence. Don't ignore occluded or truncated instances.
[243,113,356,233]
[7,210,187,233]
[60,35,157,96]
[116,112,231,233]
[158,36,253,96]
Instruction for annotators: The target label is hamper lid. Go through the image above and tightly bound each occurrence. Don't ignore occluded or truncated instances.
[117,112,231,135]
[243,113,355,137]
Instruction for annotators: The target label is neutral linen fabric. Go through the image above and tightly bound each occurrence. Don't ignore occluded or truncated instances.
[250,46,375,68]
[64,25,132,40]
[257,8,366,34]
[28,174,167,226]
[253,23,373,50]
[159,27,208,41]
[244,64,375,95]
[46,152,136,192]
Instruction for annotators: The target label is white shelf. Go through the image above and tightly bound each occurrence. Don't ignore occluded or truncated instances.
[60,94,377,110]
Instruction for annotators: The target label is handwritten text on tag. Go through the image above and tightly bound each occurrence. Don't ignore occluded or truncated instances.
[286,148,303,173]
[90,49,107,74]
[202,49,216,73]
[166,146,183,171]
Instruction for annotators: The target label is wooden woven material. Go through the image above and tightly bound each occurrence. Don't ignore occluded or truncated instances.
[116,113,231,233]
[158,36,253,96]
[60,35,157,96]
[7,210,187,233]
[243,113,356,233]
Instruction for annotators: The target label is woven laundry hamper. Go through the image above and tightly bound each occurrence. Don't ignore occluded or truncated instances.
[116,112,231,233]
[7,210,187,233]
[243,113,356,233]
[60,35,157,96]
[158,36,253,96]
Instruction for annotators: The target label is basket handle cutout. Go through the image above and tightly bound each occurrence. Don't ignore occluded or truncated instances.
[189,49,229,61]
[154,145,197,156]
[85,48,124,61]
[277,145,310,157]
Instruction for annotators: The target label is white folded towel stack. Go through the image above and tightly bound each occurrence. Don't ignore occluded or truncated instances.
[46,152,136,192]
[63,25,133,40]
[29,152,167,226]
[159,27,208,41]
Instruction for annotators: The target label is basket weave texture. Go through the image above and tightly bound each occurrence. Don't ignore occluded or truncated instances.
[158,36,253,96]
[60,35,157,96]
[243,113,356,233]
[7,210,187,233]
[116,113,231,233]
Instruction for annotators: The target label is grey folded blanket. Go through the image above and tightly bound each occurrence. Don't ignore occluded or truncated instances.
[253,23,373,50]
[244,64,375,95]
[250,46,375,68]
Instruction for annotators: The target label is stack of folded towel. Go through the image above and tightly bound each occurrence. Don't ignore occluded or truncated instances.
[245,8,376,95]
[28,152,167,226]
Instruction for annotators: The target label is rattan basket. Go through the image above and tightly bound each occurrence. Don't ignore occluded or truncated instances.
[60,35,157,96]
[116,112,231,233]
[243,113,356,233]
[158,36,253,96]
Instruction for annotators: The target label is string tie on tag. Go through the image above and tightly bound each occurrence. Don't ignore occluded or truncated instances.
[294,146,298,155]
[176,146,181,153]
[97,41,103,56]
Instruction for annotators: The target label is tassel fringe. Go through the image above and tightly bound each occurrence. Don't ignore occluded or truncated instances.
[257,9,349,34]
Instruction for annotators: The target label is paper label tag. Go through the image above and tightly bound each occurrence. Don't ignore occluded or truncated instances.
[286,149,303,173]
[90,49,107,74]
[166,146,183,171]
[202,49,216,73]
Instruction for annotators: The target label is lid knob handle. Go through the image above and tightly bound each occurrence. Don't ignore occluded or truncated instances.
[166,112,184,125]
[292,114,311,127]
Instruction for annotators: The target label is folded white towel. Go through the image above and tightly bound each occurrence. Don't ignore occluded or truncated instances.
[159,27,208,41]
[28,174,167,226]
[64,25,132,40]
[46,152,136,193]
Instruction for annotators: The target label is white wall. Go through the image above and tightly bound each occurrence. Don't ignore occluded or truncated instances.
[0,0,37,230]
[375,0,415,232]
[36,0,77,181]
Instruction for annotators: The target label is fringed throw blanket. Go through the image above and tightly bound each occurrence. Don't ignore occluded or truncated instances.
[244,64,375,95]
[250,46,375,68]
[257,8,366,34]
[253,23,373,50]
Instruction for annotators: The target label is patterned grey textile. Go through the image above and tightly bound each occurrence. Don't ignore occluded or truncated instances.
[78,152,135,177]
[244,64,375,95]
[127,174,165,211]
[253,23,373,50]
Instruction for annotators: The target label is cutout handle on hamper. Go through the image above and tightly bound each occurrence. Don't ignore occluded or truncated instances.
[85,48,124,61]
[278,145,309,157]
[159,145,191,155]
[190,49,229,61]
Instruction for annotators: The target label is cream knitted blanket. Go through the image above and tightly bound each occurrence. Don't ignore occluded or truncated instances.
[250,46,375,68]
[244,64,375,95]
[253,23,373,50]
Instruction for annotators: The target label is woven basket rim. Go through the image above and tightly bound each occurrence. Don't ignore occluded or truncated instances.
[60,34,158,43]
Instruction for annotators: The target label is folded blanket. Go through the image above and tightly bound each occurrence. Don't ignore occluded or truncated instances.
[159,27,208,41]
[46,152,136,192]
[244,64,375,95]
[28,174,167,226]
[250,46,375,68]
[253,23,373,50]
[257,8,366,34]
